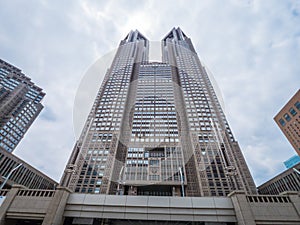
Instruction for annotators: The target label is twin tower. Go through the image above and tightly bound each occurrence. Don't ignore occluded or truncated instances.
[61,28,256,197]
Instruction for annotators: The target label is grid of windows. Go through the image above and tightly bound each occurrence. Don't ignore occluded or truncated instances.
[123,63,185,189]
[162,28,255,196]
[275,90,300,155]
[65,29,257,196]
[130,64,179,143]
[125,146,184,184]
[69,38,149,193]
[168,46,221,196]
[0,59,44,152]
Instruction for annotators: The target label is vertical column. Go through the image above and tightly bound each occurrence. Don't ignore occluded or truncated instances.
[0,185,24,225]
[228,191,256,225]
[42,186,72,225]
[280,191,300,217]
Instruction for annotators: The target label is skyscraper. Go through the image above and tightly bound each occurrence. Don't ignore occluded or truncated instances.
[62,28,256,196]
[0,59,45,152]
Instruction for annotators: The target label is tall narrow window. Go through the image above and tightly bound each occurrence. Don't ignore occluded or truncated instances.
[283,113,291,122]
[295,101,300,110]
[279,118,286,126]
[289,107,297,116]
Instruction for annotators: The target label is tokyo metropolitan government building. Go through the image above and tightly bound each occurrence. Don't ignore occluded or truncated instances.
[61,28,256,197]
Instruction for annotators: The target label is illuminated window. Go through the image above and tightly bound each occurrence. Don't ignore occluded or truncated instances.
[283,113,291,122]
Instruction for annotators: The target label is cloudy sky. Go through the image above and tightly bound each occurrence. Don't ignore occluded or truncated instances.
[0,0,299,186]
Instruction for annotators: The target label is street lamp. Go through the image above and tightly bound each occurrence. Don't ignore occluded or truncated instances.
[0,163,23,189]
[116,166,125,195]
[179,166,185,197]
[293,168,300,175]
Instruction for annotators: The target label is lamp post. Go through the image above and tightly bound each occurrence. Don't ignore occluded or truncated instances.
[0,163,23,189]
[179,166,185,197]
[293,168,300,175]
[116,166,125,195]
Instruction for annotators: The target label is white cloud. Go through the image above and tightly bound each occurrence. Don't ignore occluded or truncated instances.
[0,0,299,186]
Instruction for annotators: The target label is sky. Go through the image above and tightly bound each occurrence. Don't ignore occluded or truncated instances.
[0,0,299,186]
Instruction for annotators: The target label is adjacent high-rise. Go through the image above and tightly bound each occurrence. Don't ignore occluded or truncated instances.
[0,59,45,152]
[274,89,300,156]
[61,28,256,196]
[0,59,58,189]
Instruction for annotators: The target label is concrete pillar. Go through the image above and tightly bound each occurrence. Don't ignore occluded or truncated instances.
[0,185,25,225]
[228,190,256,225]
[280,191,300,217]
[42,186,72,225]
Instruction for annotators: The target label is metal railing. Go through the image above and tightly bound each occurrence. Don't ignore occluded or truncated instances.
[17,189,55,197]
[246,195,291,203]
[0,189,9,196]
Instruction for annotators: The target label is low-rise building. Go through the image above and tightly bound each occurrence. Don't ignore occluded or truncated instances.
[0,148,57,189]
[257,162,300,195]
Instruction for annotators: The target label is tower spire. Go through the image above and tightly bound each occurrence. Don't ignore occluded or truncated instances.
[121,30,148,46]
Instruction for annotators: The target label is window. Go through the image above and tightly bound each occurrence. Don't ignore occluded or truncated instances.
[295,101,300,110]
[279,118,285,126]
[283,113,291,122]
[149,160,159,165]
[96,180,102,185]
[289,107,297,116]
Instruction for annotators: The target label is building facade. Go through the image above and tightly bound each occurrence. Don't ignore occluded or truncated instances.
[0,59,57,190]
[274,89,300,156]
[0,59,45,152]
[257,162,300,195]
[61,28,256,197]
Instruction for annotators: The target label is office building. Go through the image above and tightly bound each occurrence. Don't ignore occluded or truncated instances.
[0,59,45,152]
[0,59,57,190]
[257,162,300,195]
[61,28,256,196]
[274,89,300,155]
